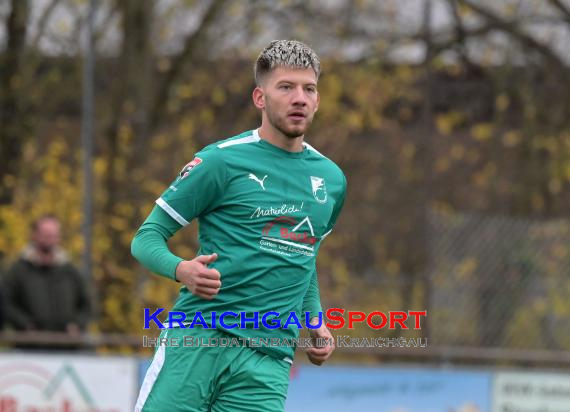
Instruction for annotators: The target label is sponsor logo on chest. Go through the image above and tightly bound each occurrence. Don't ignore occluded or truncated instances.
[250,203,304,219]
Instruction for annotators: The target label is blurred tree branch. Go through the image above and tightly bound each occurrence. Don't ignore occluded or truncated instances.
[459,0,568,74]
[445,0,475,67]
[0,0,30,205]
[94,2,120,46]
[31,0,62,49]
[149,0,226,131]
[548,0,570,23]
[103,0,154,211]
[68,0,86,54]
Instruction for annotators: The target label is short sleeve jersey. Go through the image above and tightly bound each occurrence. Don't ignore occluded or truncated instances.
[157,129,346,360]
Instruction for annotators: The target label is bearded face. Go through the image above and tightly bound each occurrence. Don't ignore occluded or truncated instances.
[256,67,319,139]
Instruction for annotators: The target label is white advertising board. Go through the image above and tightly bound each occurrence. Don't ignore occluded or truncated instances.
[493,372,570,412]
[0,352,137,412]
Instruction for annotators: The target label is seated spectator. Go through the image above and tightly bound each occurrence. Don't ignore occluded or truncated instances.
[3,215,91,346]
[0,283,4,331]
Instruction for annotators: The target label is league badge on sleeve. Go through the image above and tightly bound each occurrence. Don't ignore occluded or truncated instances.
[310,176,327,204]
[179,157,203,179]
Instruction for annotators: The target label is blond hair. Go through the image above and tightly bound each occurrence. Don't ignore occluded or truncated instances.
[254,40,320,86]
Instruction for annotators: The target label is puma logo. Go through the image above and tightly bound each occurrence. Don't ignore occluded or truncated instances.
[248,173,268,190]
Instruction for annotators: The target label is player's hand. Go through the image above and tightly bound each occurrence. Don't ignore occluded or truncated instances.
[306,317,335,366]
[175,253,221,300]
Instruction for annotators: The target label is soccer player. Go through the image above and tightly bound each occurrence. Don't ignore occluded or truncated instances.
[133,40,347,412]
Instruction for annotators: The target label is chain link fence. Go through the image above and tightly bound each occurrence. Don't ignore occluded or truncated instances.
[428,209,570,350]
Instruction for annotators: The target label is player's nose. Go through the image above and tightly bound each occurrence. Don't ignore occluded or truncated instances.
[291,86,307,106]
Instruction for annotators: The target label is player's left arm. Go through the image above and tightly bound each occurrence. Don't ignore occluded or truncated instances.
[304,268,334,366]
[304,172,347,365]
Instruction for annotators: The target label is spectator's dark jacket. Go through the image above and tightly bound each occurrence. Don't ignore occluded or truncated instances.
[3,245,91,332]
[0,279,4,330]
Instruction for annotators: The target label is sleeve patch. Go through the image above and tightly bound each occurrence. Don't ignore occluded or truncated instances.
[179,157,203,179]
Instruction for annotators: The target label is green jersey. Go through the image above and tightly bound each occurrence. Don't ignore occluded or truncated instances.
[156,129,346,360]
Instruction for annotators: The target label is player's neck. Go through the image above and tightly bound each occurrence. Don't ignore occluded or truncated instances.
[258,123,304,153]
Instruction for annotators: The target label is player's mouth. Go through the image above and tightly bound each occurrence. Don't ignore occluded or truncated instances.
[287,111,306,121]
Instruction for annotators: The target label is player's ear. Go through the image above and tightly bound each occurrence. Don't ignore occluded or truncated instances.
[252,87,265,110]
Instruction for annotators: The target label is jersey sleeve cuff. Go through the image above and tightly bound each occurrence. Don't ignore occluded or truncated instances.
[169,257,185,281]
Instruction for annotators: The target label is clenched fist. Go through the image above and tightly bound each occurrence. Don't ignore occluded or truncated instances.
[306,317,335,366]
[175,253,221,300]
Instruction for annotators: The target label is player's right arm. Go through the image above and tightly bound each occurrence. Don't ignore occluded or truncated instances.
[131,147,226,299]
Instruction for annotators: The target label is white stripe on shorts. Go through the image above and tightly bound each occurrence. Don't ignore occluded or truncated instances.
[134,333,167,412]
